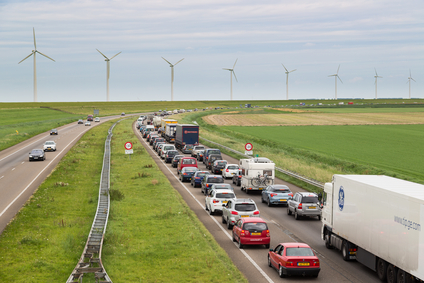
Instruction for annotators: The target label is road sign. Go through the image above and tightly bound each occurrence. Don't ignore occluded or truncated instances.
[124,142,133,150]
[125,149,133,154]
[245,143,253,151]
[245,151,253,155]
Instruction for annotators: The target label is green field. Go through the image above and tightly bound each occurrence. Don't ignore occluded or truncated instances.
[222,124,424,182]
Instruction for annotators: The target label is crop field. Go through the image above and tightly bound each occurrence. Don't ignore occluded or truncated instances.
[221,124,424,182]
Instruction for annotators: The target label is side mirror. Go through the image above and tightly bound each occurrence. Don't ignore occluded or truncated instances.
[269,248,274,252]
[222,204,226,207]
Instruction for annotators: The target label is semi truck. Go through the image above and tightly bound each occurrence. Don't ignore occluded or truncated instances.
[239,157,275,193]
[175,124,199,150]
[153,116,162,130]
[165,124,177,143]
[161,119,178,137]
[321,175,424,282]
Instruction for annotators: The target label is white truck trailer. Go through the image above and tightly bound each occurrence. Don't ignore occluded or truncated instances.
[152,116,162,130]
[321,175,424,282]
[239,157,275,194]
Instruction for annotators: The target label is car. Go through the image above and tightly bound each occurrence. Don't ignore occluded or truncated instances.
[261,185,293,207]
[146,133,156,142]
[177,157,198,174]
[205,189,236,215]
[232,170,242,186]
[232,217,270,249]
[121,112,125,116]
[29,149,45,161]
[203,148,221,165]
[211,160,228,174]
[206,154,223,170]
[77,119,84,124]
[149,135,160,145]
[85,121,91,126]
[94,117,100,122]
[157,143,166,155]
[155,142,165,153]
[43,141,56,152]
[160,144,176,159]
[171,155,184,168]
[181,144,194,154]
[268,242,320,278]
[191,145,205,158]
[165,150,178,163]
[201,175,225,195]
[139,115,146,120]
[196,150,204,161]
[50,129,58,135]
[222,198,260,229]
[210,183,234,191]
[222,164,239,178]
[287,192,321,220]
[152,138,165,148]
[179,167,199,182]
[190,171,210,188]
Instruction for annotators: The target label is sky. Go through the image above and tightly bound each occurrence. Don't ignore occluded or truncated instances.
[0,0,423,102]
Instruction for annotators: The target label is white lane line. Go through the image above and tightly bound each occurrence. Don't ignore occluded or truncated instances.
[12,168,15,171]
[0,128,87,218]
[21,161,25,164]
[0,176,3,180]
[136,127,274,283]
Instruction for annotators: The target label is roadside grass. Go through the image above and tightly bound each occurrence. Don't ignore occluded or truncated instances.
[0,108,82,151]
[0,120,112,282]
[101,119,247,282]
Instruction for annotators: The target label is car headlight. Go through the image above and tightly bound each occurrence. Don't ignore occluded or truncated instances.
[29,155,33,157]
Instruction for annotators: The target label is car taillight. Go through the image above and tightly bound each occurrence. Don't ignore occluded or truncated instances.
[226,169,229,172]
[298,203,303,209]
[231,211,238,215]
[183,173,187,175]
[206,184,210,187]
[213,199,219,203]
[270,193,277,197]
[266,230,270,237]
[253,211,260,215]
[195,177,200,179]
[312,260,320,267]
[289,193,293,197]
[286,261,294,266]
[241,230,245,236]
[238,176,242,178]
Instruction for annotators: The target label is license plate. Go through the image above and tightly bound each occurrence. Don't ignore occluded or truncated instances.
[251,232,261,236]
[259,188,264,190]
[231,173,235,175]
[280,199,287,202]
[220,169,223,171]
[222,201,228,204]
[241,215,249,218]
[34,157,38,159]
[298,262,310,266]
[309,206,316,209]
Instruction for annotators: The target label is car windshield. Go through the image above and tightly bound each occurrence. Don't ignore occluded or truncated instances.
[31,150,43,154]
[167,151,177,156]
[182,159,196,164]
[185,145,194,149]
[45,142,54,145]
[213,184,231,190]
[207,177,223,183]
[235,204,256,211]
[243,222,268,231]
[208,150,220,155]
[271,187,291,193]
[194,146,205,150]
[184,167,198,172]
[227,165,239,169]
[216,193,235,198]
[217,161,227,166]
[286,247,315,257]
[302,196,319,203]
[196,172,209,177]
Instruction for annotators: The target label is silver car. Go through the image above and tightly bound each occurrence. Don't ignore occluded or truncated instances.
[287,192,321,220]
[222,198,260,229]
[43,141,56,152]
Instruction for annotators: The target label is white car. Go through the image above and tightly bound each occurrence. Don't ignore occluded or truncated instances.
[43,141,56,152]
[85,121,91,126]
[222,164,240,179]
[191,145,205,158]
[160,144,176,159]
[94,117,100,122]
[205,189,236,215]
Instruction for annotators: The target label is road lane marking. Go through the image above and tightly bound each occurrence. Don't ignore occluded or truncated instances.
[21,161,25,164]
[12,168,15,171]
[136,126,274,283]
[0,176,3,180]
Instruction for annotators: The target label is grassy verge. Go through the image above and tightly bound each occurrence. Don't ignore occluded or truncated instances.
[101,119,247,282]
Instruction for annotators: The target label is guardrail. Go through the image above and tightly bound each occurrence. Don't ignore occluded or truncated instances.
[66,122,119,283]
[199,137,324,189]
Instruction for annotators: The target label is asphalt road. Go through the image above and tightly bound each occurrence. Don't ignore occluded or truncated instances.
[0,115,125,234]
[133,121,380,283]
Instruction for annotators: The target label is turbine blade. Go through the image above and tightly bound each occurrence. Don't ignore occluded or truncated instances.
[223,68,231,71]
[338,75,343,84]
[328,74,336,77]
[233,58,238,69]
[162,57,172,66]
[233,70,238,82]
[337,64,340,74]
[374,68,378,76]
[33,27,37,50]
[282,63,288,72]
[36,51,55,62]
[110,52,121,60]
[18,52,34,64]
[412,78,416,82]
[174,58,184,66]
[290,69,297,73]
[97,49,108,60]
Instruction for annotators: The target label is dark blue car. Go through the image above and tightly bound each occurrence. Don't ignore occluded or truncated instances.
[190,171,210,188]
[179,167,199,182]
[165,150,178,163]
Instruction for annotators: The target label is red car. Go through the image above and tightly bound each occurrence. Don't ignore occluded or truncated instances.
[232,217,270,249]
[268,242,320,278]
[177,157,198,174]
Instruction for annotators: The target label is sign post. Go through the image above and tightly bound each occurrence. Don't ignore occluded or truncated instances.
[125,142,133,160]
[245,143,253,156]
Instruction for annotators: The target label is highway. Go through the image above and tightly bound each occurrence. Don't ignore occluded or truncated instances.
[133,121,380,283]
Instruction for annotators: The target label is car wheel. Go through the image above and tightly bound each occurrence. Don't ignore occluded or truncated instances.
[265,244,270,249]
[209,207,214,215]
[238,239,243,249]
[261,196,265,203]
[232,179,235,184]
[318,215,321,221]
[222,215,226,224]
[267,199,272,207]
[287,207,292,215]
[232,232,236,242]
[268,255,272,267]
[205,203,209,211]
[294,211,299,220]
[227,219,233,230]
[278,265,286,278]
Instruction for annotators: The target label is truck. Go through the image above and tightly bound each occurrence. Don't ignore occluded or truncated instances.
[239,157,275,194]
[153,116,162,130]
[175,124,199,150]
[321,175,424,282]
[87,114,93,121]
[165,124,177,143]
[161,119,178,137]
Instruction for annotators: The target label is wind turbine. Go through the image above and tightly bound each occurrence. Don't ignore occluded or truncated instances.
[18,28,55,102]
[282,64,296,100]
[223,59,238,100]
[328,65,342,99]
[407,69,416,99]
[97,49,121,102]
[374,68,382,99]
[162,57,184,101]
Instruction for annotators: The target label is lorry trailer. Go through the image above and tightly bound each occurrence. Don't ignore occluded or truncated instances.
[175,124,199,150]
[321,175,424,282]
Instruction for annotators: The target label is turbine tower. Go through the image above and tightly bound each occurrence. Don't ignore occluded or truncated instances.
[223,59,238,100]
[282,63,296,100]
[374,68,382,99]
[407,69,416,99]
[97,49,121,102]
[162,57,184,101]
[18,28,55,102]
[328,65,342,99]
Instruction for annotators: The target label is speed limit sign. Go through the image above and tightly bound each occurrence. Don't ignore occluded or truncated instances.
[124,142,133,150]
[245,143,253,151]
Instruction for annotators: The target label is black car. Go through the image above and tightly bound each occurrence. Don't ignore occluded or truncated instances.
[179,167,199,182]
[232,170,242,186]
[206,154,222,170]
[153,138,165,148]
[211,160,228,174]
[29,149,45,161]
[201,175,225,196]
[150,135,160,145]
[172,155,184,168]
[50,129,58,135]
[165,150,178,163]
[77,119,84,124]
